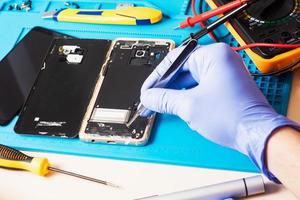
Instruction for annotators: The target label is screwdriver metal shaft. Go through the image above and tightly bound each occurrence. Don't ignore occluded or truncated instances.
[48,166,120,188]
[0,144,120,188]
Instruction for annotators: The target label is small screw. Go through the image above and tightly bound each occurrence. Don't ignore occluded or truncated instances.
[64,1,71,6]
[135,133,141,138]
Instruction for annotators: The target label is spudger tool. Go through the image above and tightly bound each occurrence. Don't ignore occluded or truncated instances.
[0,144,120,188]
[126,2,250,127]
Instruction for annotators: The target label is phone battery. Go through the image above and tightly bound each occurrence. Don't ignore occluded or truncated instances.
[90,108,131,124]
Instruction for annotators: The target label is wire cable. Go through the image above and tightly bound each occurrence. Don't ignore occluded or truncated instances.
[191,0,300,76]
[192,0,219,42]
[199,0,204,14]
[200,0,232,40]
[233,43,300,51]
[251,57,300,76]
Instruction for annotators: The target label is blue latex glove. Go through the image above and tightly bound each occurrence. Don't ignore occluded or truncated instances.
[140,43,300,182]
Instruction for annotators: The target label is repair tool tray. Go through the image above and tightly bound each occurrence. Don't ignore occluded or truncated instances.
[0,0,293,173]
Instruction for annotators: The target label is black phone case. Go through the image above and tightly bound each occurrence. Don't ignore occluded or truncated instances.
[14,39,111,138]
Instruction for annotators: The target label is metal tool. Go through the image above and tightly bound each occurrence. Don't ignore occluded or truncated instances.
[135,175,265,200]
[0,144,120,188]
[126,2,250,127]
[42,6,162,25]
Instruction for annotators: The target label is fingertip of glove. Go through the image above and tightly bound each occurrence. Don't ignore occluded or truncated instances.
[140,89,152,106]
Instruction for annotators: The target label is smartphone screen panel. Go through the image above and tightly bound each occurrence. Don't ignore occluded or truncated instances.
[0,27,70,125]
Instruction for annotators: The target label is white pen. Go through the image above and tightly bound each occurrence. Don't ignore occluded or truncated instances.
[135,175,265,200]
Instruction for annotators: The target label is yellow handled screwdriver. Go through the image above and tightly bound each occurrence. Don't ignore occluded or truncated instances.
[0,144,120,188]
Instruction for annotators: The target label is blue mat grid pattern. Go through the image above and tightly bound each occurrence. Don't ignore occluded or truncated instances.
[226,36,291,115]
[0,0,292,173]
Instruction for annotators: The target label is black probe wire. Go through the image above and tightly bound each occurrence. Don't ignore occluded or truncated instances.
[198,0,240,41]
[197,0,220,42]
[199,0,204,14]
[181,2,250,45]
[203,0,232,41]
[251,57,300,77]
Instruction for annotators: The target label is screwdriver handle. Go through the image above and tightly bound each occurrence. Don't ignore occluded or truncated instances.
[0,144,49,176]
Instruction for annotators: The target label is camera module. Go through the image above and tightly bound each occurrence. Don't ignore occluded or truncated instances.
[135,50,146,57]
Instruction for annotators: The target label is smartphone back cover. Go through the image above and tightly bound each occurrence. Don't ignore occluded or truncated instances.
[15,39,111,137]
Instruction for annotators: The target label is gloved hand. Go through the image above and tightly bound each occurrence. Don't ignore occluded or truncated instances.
[140,43,300,182]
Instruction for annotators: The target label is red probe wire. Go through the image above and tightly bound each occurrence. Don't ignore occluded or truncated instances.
[191,0,218,41]
[232,43,300,51]
[180,0,250,29]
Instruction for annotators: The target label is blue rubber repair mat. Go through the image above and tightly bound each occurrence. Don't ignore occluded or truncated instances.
[0,0,292,173]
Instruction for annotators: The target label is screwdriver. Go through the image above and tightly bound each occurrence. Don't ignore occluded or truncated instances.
[0,144,120,188]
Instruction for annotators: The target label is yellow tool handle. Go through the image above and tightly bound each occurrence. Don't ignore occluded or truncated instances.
[0,144,49,176]
[52,7,162,25]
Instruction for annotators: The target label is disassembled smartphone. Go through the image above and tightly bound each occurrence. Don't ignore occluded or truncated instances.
[79,38,175,145]
[14,35,174,144]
